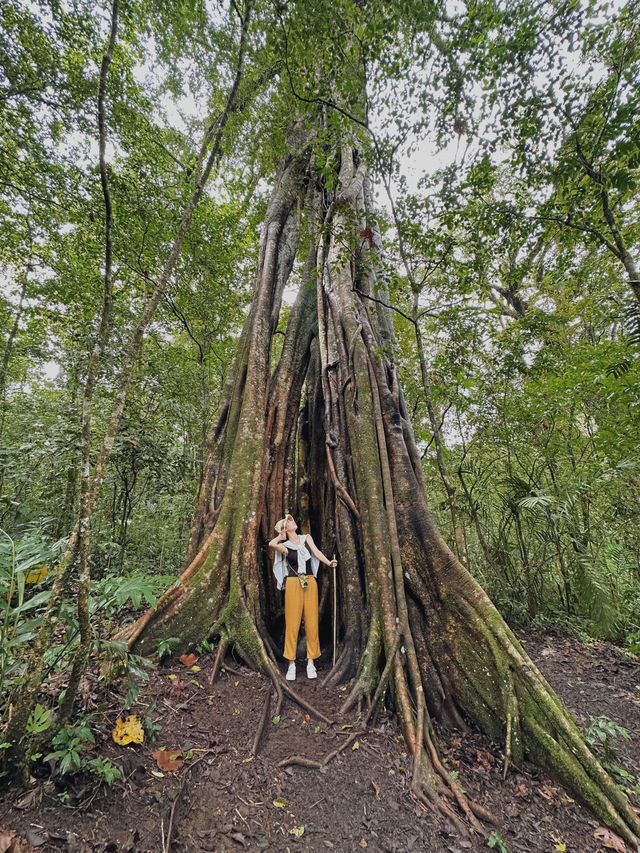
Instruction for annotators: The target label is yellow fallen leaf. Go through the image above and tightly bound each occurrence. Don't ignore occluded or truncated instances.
[191,665,201,672]
[341,724,352,730]
[290,826,305,838]
[555,844,566,852]
[234,708,241,714]
[112,715,144,745]
[359,840,367,848]
[168,674,177,680]
[234,680,239,686]
[190,679,201,686]
[352,740,359,750]
[273,797,286,808]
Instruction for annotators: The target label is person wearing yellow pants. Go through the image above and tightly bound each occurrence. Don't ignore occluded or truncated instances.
[269,514,338,681]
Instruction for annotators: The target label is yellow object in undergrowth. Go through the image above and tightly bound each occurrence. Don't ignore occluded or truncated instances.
[25,564,51,584]
[112,715,144,745]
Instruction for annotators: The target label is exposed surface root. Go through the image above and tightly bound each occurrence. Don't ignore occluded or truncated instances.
[208,635,229,686]
[357,632,401,723]
[321,638,361,689]
[279,729,361,770]
[258,643,334,726]
[280,682,334,725]
[163,752,211,853]
[410,787,469,839]
[251,687,274,757]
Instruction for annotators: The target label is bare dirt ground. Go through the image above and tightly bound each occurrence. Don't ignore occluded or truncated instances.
[1,631,639,853]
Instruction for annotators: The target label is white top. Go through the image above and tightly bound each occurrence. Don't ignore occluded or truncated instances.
[272,534,320,591]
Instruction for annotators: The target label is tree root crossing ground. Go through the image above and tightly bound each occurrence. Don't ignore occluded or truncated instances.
[1,633,639,852]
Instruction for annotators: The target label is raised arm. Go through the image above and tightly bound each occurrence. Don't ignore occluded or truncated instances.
[305,534,338,567]
[268,532,288,556]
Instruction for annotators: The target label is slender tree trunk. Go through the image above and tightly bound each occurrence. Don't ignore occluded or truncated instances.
[0,270,28,500]
[1,0,255,774]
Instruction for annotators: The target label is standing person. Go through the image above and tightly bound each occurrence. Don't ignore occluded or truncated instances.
[269,514,338,681]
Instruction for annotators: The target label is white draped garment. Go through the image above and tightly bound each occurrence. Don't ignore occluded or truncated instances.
[272,534,319,591]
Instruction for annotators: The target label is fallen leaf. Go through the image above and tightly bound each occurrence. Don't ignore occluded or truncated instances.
[234,680,239,686]
[594,827,626,852]
[242,757,253,763]
[112,715,144,745]
[190,679,201,686]
[537,782,558,802]
[304,714,310,722]
[272,715,280,725]
[514,783,528,797]
[289,827,305,838]
[352,741,360,750]
[151,770,164,778]
[0,827,37,852]
[273,797,287,808]
[179,653,198,667]
[359,840,368,849]
[24,828,46,848]
[191,665,201,672]
[371,781,380,797]
[341,724,353,730]
[152,749,184,772]
[554,844,566,852]
[13,789,41,810]
[168,674,177,680]
[474,748,494,771]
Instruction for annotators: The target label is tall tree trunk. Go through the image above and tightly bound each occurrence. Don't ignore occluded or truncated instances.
[0,268,28,500]
[118,137,639,845]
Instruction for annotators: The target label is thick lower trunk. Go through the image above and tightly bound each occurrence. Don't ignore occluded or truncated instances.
[117,139,313,657]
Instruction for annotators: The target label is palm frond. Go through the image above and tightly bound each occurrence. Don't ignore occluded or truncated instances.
[574,552,620,636]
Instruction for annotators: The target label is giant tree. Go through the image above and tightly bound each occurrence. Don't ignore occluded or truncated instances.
[114,1,640,844]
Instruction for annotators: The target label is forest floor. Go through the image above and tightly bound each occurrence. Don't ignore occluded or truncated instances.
[1,632,639,853]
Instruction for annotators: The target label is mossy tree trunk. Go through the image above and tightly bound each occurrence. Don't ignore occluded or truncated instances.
[120,134,640,847]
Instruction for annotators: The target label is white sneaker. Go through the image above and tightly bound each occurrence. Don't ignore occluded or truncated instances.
[306,660,317,679]
[286,662,296,681]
